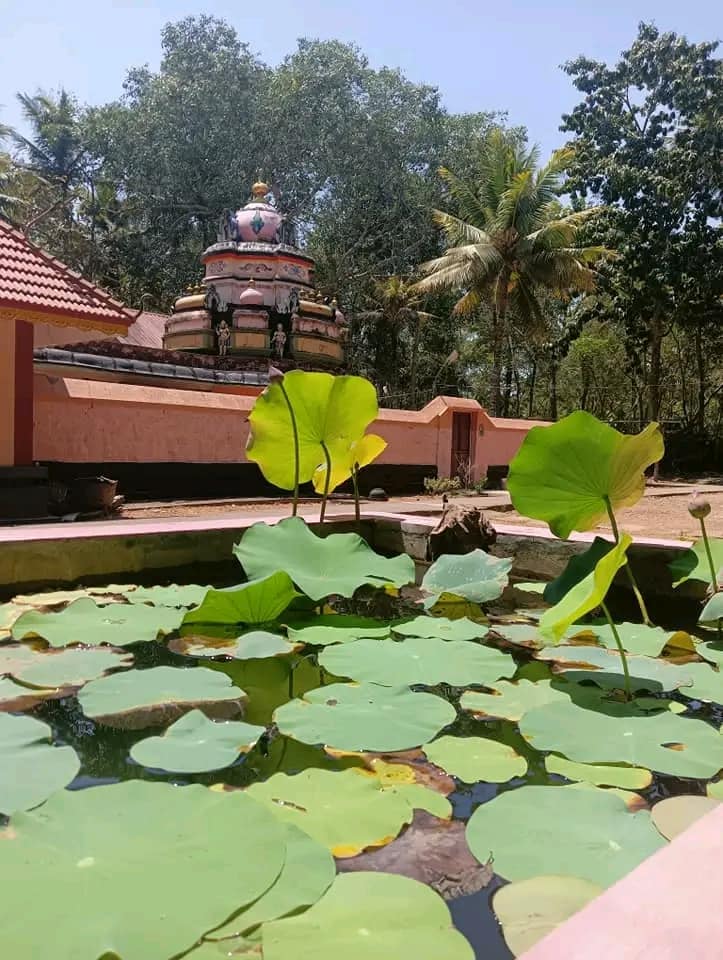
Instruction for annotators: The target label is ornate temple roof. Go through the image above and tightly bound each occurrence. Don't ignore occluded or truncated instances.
[233,182,283,243]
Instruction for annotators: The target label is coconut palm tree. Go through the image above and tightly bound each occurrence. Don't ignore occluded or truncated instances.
[415,130,607,415]
[12,90,85,198]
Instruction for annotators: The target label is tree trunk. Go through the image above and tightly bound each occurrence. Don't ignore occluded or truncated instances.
[695,317,706,435]
[409,314,421,409]
[528,358,537,418]
[646,314,663,422]
[489,275,509,416]
[502,335,514,417]
[549,358,558,421]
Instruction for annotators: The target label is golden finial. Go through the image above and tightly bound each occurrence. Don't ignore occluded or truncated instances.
[251,180,269,199]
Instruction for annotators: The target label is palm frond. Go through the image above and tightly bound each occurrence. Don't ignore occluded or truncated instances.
[432,209,494,246]
[437,167,489,229]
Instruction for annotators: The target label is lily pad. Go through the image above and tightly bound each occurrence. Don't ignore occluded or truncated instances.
[545,755,652,790]
[520,699,723,777]
[234,517,415,601]
[182,573,299,626]
[488,623,544,649]
[262,871,474,960]
[0,713,80,815]
[246,768,421,857]
[286,622,390,647]
[119,584,209,608]
[543,538,614,605]
[424,735,527,783]
[707,780,723,800]
[421,550,512,608]
[493,875,603,957]
[670,537,723,588]
[700,592,723,625]
[539,535,632,642]
[208,823,336,940]
[319,636,515,688]
[650,795,720,841]
[567,621,678,657]
[130,709,265,772]
[0,780,286,960]
[0,602,24,631]
[0,643,132,689]
[274,682,456,752]
[78,665,246,729]
[507,412,663,538]
[674,662,723,702]
[0,677,56,712]
[536,645,693,692]
[460,679,573,722]
[466,784,664,887]
[392,616,488,641]
[12,597,183,648]
[170,631,301,660]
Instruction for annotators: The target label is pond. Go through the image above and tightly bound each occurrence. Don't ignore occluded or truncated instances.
[1,512,722,960]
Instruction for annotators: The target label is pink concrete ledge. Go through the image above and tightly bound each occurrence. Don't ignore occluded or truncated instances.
[521,804,723,959]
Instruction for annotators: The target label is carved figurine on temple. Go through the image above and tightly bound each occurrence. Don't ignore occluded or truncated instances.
[216,319,231,356]
[272,323,287,358]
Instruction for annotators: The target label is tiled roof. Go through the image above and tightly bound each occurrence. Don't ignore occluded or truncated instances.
[0,219,133,331]
[119,311,168,349]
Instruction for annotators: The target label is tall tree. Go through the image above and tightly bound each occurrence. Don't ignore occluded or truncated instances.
[415,130,605,414]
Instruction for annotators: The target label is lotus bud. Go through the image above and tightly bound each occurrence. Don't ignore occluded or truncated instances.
[688,493,711,520]
[268,365,285,384]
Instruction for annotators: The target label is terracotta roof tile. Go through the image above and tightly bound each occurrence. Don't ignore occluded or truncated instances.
[0,219,133,330]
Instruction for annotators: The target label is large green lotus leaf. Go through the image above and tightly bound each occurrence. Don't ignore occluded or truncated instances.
[536,645,693,692]
[700,592,723,625]
[287,622,391,647]
[11,597,183,648]
[234,517,415,601]
[539,534,632,642]
[0,643,132,689]
[182,573,299,626]
[170,630,301,660]
[0,677,57,712]
[312,432,388,495]
[460,679,574,722]
[246,370,381,492]
[246,768,418,857]
[675,661,723,702]
[78,665,246,729]
[130,709,265,772]
[699,640,723,669]
[208,823,335,940]
[507,412,663,538]
[262,871,474,960]
[567,621,682,657]
[421,550,512,609]
[707,780,723,800]
[545,755,652,790]
[0,713,80,815]
[670,538,723,587]
[274,682,456,752]
[0,780,285,960]
[520,699,723,777]
[0,602,24,631]
[493,874,603,957]
[467,784,664,887]
[424,735,527,783]
[488,622,544,649]
[319,636,515,688]
[119,583,209,608]
[650,795,720,841]
[543,538,615,605]
[392,615,488,641]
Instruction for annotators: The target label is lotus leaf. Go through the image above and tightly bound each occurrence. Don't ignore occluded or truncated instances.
[246,768,422,856]
[0,713,80,814]
[208,824,335,940]
[0,643,132,689]
[312,432,388,495]
[182,573,299,626]
[543,538,614,605]
[545,755,652,790]
[466,784,664,887]
[211,656,329,726]
[493,875,603,957]
[460,679,574,722]
[286,622,390,647]
[0,677,55,712]
[234,517,414,601]
[388,782,452,819]
[669,537,723,587]
[520,700,723,777]
[12,597,183,647]
[700,592,723,625]
[566,621,678,657]
[707,780,723,800]
[170,630,301,659]
[0,780,285,960]
[507,412,663,538]
[78,665,246,729]
[262,871,474,960]
[274,682,456,752]
[0,602,23,630]
[423,735,527,783]
[130,709,265,772]
[488,622,544,649]
[651,795,720,841]
[674,661,723,702]
[699,640,723,668]
[319,636,515,688]
[119,583,209,607]
[536,645,693,692]
[420,550,512,608]
[246,370,384,493]
[392,616,488,641]
[539,534,632,642]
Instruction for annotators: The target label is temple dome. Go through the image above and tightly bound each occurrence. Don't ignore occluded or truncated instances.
[238,279,265,307]
[234,181,282,243]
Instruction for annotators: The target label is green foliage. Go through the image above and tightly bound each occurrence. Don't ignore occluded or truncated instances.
[669,538,723,588]
[423,735,527,783]
[0,643,132,689]
[0,714,80,815]
[423,475,462,495]
[421,549,512,608]
[182,573,299,626]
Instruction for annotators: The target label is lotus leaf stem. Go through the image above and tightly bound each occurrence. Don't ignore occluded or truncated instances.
[319,440,332,523]
[601,600,632,701]
[603,496,652,626]
[277,380,300,517]
[352,462,361,529]
[698,516,719,594]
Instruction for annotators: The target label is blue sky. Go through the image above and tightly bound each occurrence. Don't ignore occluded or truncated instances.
[1,0,718,157]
